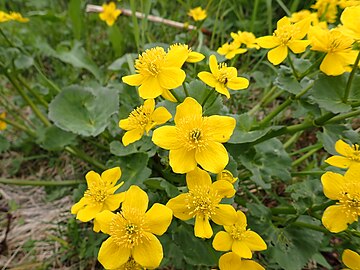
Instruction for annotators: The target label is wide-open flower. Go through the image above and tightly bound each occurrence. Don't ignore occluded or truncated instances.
[152,97,236,173]
[71,167,125,223]
[122,46,187,101]
[188,6,207,21]
[213,210,267,258]
[168,44,205,63]
[340,6,360,40]
[95,185,172,269]
[99,2,121,26]
[325,139,360,169]
[342,249,360,270]
[219,252,265,270]
[119,99,171,146]
[0,112,6,131]
[231,31,259,49]
[166,167,237,238]
[217,41,247,59]
[309,26,356,75]
[198,55,249,98]
[257,16,310,65]
[321,166,360,233]
[216,170,238,184]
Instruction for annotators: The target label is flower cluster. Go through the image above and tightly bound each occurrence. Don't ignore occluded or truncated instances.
[0,10,28,23]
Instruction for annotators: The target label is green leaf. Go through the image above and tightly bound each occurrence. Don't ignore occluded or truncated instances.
[108,25,124,57]
[108,53,137,71]
[48,85,119,137]
[0,134,10,153]
[144,177,180,197]
[14,54,34,70]
[37,126,77,151]
[68,0,83,40]
[109,136,157,157]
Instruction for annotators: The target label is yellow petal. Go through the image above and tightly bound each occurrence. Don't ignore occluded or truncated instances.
[288,40,311,54]
[219,252,242,270]
[104,192,125,211]
[268,45,288,65]
[187,51,205,63]
[194,214,213,238]
[158,67,186,89]
[335,139,354,157]
[232,240,253,258]
[186,167,212,191]
[71,197,89,214]
[143,98,155,112]
[215,82,230,98]
[277,16,290,28]
[101,167,122,187]
[122,185,149,215]
[212,180,236,198]
[242,231,267,251]
[85,171,102,188]
[321,172,345,200]
[94,210,117,234]
[76,203,102,222]
[235,210,247,227]
[195,141,229,173]
[122,74,144,86]
[256,36,280,49]
[166,46,188,67]
[138,77,164,99]
[325,156,352,169]
[344,164,360,181]
[227,77,249,90]
[209,55,219,74]
[212,231,233,251]
[151,107,172,126]
[293,18,311,39]
[170,147,197,173]
[122,128,144,146]
[166,194,193,220]
[98,237,131,269]
[239,260,265,270]
[206,115,236,143]
[152,126,179,149]
[320,53,347,76]
[322,205,355,233]
[145,203,173,235]
[132,232,163,268]
[174,97,202,125]
[198,72,218,88]
[212,204,238,225]
[119,118,131,130]
[342,249,360,269]
[161,88,177,102]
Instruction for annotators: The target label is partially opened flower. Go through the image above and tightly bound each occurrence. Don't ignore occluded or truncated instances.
[325,139,360,169]
[198,55,249,98]
[122,46,187,101]
[119,99,172,146]
[257,16,311,65]
[231,31,260,49]
[152,97,236,173]
[342,249,360,270]
[217,41,247,59]
[71,167,125,223]
[340,6,360,40]
[168,44,205,63]
[166,167,237,238]
[321,166,360,233]
[0,112,7,131]
[99,2,121,26]
[219,252,265,270]
[95,185,172,269]
[213,210,267,258]
[216,170,238,184]
[188,6,207,21]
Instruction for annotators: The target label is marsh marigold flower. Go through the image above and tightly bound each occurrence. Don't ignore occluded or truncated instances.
[152,97,236,173]
[321,166,360,233]
[231,31,260,49]
[122,46,187,101]
[338,0,360,8]
[217,41,247,59]
[0,112,7,131]
[168,44,205,63]
[188,6,207,21]
[340,6,360,40]
[71,167,125,223]
[342,249,360,270]
[325,139,360,169]
[219,252,265,270]
[309,26,356,76]
[257,16,311,65]
[8,12,29,23]
[213,210,267,258]
[95,185,172,269]
[119,99,171,146]
[216,170,238,184]
[198,55,249,98]
[99,2,121,26]
[166,167,237,238]
[0,11,10,22]
[311,0,339,23]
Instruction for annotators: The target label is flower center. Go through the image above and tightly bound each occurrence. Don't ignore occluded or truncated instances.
[109,210,148,249]
[84,184,108,203]
[128,105,152,128]
[228,223,248,241]
[176,116,210,151]
[123,257,143,270]
[275,24,299,45]
[327,31,353,53]
[349,144,360,161]
[186,187,221,218]
[216,63,230,84]
[134,47,167,77]
[339,183,360,219]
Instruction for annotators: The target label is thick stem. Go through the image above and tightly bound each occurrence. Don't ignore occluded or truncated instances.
[343,50,360,103]
[183,82,189,97]
[291,144,323,167]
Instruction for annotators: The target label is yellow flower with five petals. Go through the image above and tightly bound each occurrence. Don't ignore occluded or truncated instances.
[342,249,360,270]
[217,41,247,59]
[188,6,207,21]
[325,139,360,169]
[99,2,121,26]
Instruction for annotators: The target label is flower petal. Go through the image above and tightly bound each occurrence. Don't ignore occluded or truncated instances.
[101,167,122,187]
[322,205,356,233]
[267,45,288,65]
[219,252,242,270]
[122,185,149,215]
[85,171,102,188]
[232,240,253,258]
[321,172,345,200]
[76,203,102,222]
[186,167,212,191]
[122,128,144,146]
[198,72,218,88]
[209,55,219,75]
[166,194,193,220]
[187,51,205,63]
[132,232,163,268]
[212,204,238,226]
[205,115,236,143]
[320,53,347,76]
[195,141,229,173]
[194,214,213,238]
[98,237,131,269]
[170,147,197,173]
[94,210,117,234]
[212,231,233,251]
[215,83,230,98]
[122,74,144,86]
[104,192,125,211]
[342,249,360,269]
[174,97,202,125]
[239,260,265,270]
[227,77,249,90]
[335,139,354,157]
[325,156,351,169]
[151,107,172,126]
[161,88,177,102]
[242,231,267,251]
[152,126,178,150]
[256,36,280,49]
[288,40,310,54]
[212,180,236,198]
[138,77,164,99]
[145,203,173,235]
[71,197,89,214]
[158,67,186,89]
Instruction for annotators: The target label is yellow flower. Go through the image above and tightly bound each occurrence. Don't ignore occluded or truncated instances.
[342,249,360,270]
[325,139,360,169]
[216,170,238,184]
[217,41,247,59]
[289,9,321,26]
[340,6,360,40]
[311,0,339,23]
[95,185,173,269]
[166,167,237,238]
[119,99,172,146]
[257,16,311,65]
[198,55,249,99]
[219,252,265,270]
[338,0,360,8]
[8,12,29,23]
[0,112,7,131]
[231,31,260,49]
[152,97,236,173]
[0,11,11,23]
[168,44,205,63]
[213,210,267,258]
[321,166,360,233]
[188,6,207,21]
[99,2,121,26]
[71,167,125,223]
[309,26,356,75]
[122,46,187,101]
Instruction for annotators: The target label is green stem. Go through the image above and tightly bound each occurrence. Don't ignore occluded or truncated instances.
[287,54,299,80]
[298,54,325,80]
[65,146,107,171]
[326,109,360,124]
[283,131,303,150]
[290,142,323,156]
[170,90,182,103]
[275,0,291,16]
[291,171,324,176]
[248,85,277,116]
[201,90,215,107]
[0,178,84,186]
[291,144,323,167]
[17,74,49,108]
[250,0,260,33]
[343,50,360,103]
[1,118,36,136]
[182,82,189,97]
